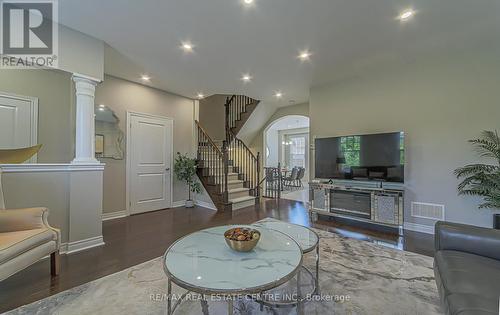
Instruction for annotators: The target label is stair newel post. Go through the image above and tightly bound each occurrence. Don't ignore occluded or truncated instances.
[246,144,249,185]
[196,123,199,161]
[277,162,282,199]
[225,97,229,135]
[237,95,240,119]
[223,141,229,204]
[256,152,260,199]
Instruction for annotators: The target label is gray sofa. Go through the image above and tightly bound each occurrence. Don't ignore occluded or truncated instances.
[434,221,500,315]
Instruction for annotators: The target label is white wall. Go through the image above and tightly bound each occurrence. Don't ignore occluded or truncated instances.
[265,117,310,168]
[265,128,279,167]
[249,103,309,156]
[310,48,500,229]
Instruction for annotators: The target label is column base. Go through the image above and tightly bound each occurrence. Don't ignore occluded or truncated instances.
[71,157,100,165]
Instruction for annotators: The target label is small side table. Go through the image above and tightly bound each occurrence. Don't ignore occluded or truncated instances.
[252,218,320,309]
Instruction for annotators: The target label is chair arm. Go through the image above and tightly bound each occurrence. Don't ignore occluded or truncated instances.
[0,207,51,233]
[435,221,500,261]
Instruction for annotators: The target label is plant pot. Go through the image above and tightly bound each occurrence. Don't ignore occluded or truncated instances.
[494,214,500,230]
[185,200,194,208]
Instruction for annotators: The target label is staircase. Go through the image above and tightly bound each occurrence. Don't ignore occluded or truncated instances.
[196,95,261,211]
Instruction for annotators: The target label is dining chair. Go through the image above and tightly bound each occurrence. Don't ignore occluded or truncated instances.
[283,167,298,187]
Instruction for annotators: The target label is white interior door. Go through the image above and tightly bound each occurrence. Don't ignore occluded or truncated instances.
[0,93,38,158]
[128,113,173,215]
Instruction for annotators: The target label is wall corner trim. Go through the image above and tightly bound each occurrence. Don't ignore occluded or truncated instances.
[102,210,127,221]
[172,200,187,208]
[60,236,105,254]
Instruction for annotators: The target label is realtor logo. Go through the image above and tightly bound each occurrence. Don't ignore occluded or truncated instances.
[1,0,58,68]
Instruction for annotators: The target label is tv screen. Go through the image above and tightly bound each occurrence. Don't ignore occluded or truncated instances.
[315,132,405,182]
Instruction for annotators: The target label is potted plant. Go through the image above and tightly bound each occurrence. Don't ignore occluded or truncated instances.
[174,152,202,208]
[454,130,500,228]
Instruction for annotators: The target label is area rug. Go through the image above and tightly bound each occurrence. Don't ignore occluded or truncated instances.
[5,222,442,315]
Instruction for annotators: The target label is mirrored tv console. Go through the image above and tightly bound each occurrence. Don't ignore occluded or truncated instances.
[309,180,404,235]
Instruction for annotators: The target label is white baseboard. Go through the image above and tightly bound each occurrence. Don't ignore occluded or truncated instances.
[172,199,217,210]
[60,236,105,254]
[404,222,435,235]
[102,210,127,221]
[195,200,217,211]
[172,200,187,208]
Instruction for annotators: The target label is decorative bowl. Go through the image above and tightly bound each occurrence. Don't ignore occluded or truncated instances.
[224,227,261,252]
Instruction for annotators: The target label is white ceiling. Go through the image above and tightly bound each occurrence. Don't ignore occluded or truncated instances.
[59,0,499,106]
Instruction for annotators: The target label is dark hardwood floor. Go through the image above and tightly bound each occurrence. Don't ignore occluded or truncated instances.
[0,199,434,313]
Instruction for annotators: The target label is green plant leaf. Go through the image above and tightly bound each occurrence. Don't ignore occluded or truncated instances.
[174,152,201,199]
[454,130,500,210]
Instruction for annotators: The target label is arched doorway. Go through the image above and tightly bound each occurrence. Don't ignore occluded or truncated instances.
[263,115,310,202]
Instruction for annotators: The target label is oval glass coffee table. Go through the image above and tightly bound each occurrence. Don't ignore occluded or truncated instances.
[252,218,320,309]
[163,225,303,315]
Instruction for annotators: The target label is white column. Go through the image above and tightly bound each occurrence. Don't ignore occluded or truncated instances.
[72,75,100,164]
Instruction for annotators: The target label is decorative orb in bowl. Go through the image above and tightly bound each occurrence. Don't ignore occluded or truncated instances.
[224,227,261,252]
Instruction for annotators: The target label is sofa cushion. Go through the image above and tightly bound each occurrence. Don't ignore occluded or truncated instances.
[446,293,499,315]
[435,250,500,315]
[0,228,57,263]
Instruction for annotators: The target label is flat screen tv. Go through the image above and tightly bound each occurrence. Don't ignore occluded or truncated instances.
[315,132,405,183]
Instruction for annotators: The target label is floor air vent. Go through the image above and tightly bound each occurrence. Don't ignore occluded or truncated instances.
[411,202,445,220]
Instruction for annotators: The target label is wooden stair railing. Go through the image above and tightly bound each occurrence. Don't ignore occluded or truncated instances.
[195,94,262,212]
[225,129,260,198]
[225,95,260,135]
[195,120,229,208]
[225,95,261,201]
[261,164,283,199]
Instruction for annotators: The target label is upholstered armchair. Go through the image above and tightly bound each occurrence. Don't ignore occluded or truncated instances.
[0,207,61,281]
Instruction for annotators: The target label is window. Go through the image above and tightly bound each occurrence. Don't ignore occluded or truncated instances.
[284,135,307,169]
[340,136,361,166]
[289,136,306,168]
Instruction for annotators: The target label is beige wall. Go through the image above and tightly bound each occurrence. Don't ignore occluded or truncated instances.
[0,71,202,215]
[2,166,104,248]
[3,171,70,242]
[310,49,500,229]
[0,69,74,163]
[199,94,231,141]
[58,25,104,80]
[95,75,196,213]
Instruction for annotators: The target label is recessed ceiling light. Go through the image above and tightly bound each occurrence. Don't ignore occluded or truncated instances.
[241,74,252,82]
[298,50,312,61]
[275,91,283,98]
[398,9,416,21]
[141,74,151,81]
[197,93,205,99]
[181,41,194,52]
[243,0,254,5]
